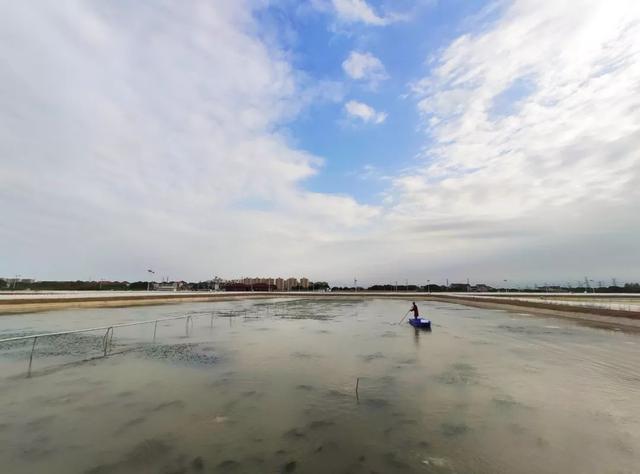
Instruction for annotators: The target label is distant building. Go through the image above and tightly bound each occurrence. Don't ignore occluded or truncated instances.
[286,277,298,290]
[226,276,310,291]
[154,282,178,292]
[2,277,35,288]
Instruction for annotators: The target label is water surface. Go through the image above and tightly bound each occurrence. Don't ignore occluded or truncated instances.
[1,298,638,473]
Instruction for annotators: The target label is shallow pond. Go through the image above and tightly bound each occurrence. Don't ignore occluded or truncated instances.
[0,298,639,473]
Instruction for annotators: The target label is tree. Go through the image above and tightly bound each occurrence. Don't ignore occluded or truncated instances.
[128,281,148,290]
[312,281,330,290]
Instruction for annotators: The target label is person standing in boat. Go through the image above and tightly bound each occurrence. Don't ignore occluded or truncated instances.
[410,302,419,319]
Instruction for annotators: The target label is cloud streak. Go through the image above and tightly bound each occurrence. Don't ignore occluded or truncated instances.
[381,0,640,282]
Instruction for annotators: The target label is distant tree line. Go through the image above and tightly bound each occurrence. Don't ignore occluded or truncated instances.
[1,280,135,291]
[332,284,448,292]
[331,283,640,293]
[1,279,639,293]
[0,279,332,292]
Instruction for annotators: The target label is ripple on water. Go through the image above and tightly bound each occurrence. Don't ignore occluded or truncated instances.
[283,428,306,440]
[149,399,185,412]
[114,416,145,434]
[290,351,320,360]
[216,459,241,472]
[492,395,521,410]
[362,398,390,409]
[435,362,477,385]
[85,438,173,473]
[382,451,410,470]
[307,420,335,430]
[360,352,385,362]
[422,456,454,471]
[26,415,56,430]
[440,422,469,437]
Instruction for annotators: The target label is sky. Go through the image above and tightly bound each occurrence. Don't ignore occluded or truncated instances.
[1,0,639,287]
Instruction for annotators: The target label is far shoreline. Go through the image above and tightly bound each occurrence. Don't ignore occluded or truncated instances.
[1,291,639,332]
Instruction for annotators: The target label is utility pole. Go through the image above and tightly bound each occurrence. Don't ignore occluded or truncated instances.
[147,269,155,291]
[427,279,431,294]
[354,278,357,293]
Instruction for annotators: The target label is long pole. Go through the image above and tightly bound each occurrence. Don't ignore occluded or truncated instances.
[147,269,155,291]
[398,310,411,324]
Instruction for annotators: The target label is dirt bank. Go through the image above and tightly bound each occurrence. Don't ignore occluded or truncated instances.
[431,295,640,332]
[2,291,639,332]
[0,293,276,315]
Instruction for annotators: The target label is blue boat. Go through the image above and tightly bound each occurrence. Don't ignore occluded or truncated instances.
[408,318,431,330]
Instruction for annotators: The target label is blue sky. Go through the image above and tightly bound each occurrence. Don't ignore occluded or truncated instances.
[1,0,639,286]
[262,0,493,203]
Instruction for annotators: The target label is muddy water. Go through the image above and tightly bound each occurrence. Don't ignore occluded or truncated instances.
[0,298,639,474]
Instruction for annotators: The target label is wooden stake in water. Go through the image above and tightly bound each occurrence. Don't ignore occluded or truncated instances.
[27,336,38,377]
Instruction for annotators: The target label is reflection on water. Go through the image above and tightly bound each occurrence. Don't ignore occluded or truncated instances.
[1,298,639,473]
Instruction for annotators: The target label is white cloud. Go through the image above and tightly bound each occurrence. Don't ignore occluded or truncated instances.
[344,100,387,124]
[380,0,640,283]
[332,0,388,25]
[0,1,377,281]
[316,0,439,28]
[342,51,388,86]
[2,0,639,287]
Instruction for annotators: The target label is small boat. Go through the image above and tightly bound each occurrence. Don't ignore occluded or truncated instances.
[408,318,431,330]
